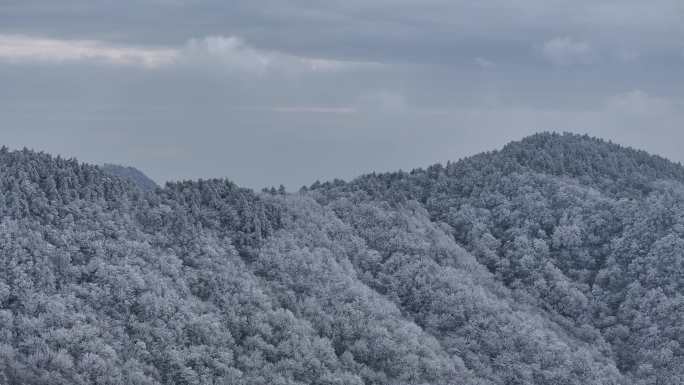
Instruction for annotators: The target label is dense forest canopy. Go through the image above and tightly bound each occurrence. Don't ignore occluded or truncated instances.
[0,133,682,385]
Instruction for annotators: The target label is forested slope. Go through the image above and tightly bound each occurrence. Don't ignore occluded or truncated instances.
[0,133,681,384]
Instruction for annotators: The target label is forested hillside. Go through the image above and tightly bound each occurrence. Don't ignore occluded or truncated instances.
[0,133,681,385]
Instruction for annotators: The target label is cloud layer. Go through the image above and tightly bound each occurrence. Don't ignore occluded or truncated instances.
[1,1,683,188]
[0,35,177,67]
[0,34,378,74]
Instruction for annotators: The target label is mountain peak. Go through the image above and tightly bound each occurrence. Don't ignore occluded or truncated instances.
[102,163,159,192]
[490,132,684,195]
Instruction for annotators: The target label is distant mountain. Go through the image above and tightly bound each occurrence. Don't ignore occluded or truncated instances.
[102,163,159,192]
[0,133,681,385]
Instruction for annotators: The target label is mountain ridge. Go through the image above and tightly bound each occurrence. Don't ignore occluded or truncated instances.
[0,133,681,385]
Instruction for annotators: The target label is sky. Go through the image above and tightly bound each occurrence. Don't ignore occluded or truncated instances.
[1,1,684,189]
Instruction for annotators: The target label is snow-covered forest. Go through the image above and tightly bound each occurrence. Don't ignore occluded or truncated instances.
[0,133,681,384]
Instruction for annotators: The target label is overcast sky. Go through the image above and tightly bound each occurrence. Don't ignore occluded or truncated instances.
[2,1,684,189]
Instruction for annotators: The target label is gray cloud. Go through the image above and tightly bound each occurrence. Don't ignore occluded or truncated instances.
[540,37,594,66]
[1,1,683,189]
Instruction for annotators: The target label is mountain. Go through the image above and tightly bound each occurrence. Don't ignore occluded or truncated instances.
[102,164,159,192]
[0,133,681,385]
